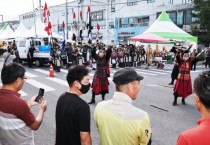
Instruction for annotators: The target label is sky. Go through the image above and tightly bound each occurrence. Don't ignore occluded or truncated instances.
[0,0,67,22]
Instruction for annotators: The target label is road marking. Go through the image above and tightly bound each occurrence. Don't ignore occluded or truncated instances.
[149,69,171,73]
[25,79,55,92]
[19,90,28,96]
[136,71,157,76]
[136,69,167,75]
[60,69,68,73]
[46,77,69,87]
[34,69,50,75]
[25,72,37,78]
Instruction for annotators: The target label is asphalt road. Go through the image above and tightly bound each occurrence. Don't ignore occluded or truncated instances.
[0,60,209,145]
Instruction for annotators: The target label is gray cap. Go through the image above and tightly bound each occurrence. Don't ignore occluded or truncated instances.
[113,68,144,85]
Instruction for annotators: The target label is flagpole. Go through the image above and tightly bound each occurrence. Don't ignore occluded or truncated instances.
[66,0,68,39]
[39,0,42,22]
[32,0,37,38]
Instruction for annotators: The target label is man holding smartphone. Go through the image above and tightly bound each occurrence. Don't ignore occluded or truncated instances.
[56,65,92,145]
[0,63,47,145]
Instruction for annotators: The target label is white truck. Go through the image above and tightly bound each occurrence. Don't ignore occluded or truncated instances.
[17,38,51,67]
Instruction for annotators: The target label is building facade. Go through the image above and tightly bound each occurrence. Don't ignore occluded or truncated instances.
[17,0,197,44]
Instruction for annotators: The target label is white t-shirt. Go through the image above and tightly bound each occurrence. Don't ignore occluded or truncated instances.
[3,52,16,66]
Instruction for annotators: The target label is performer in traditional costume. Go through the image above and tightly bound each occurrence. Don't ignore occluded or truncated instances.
[88,46,112,104]
[173,45,193,106]
[117,47,124,67]
[111,47,117,68]
[169,46,180,85]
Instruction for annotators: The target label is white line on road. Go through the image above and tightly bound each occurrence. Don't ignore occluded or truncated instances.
[25,72,37,78]
[60,69,68,73]
[136,71,157,76]
[149,69,171,73]
[25,79,55,92]
[34,69,51,75]
[46,77,69,87]
[135,69,167,75]
[19,90,28,96]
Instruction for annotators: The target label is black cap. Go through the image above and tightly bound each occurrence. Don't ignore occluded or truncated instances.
[113,68,144,85]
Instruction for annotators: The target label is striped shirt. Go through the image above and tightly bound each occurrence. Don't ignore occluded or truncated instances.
[0,89,35,145]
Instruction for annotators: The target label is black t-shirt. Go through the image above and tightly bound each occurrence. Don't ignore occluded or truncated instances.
[55,92,90,145]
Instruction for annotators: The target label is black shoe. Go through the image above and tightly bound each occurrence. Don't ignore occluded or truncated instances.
[92,68,96,70]
[88,100,95,104]
[173,93,178,106]
[173,101,177,106]
[182,98,186,105]
[168,83,173,85]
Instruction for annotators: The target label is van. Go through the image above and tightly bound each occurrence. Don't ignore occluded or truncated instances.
[17,38,51,66]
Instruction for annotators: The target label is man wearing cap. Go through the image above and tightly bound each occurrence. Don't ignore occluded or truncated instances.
[94,68,152,145]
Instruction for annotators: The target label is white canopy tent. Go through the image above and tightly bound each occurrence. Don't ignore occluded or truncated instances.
[22,18,63,39]
[8,22,28,38]
[0,24,14,40]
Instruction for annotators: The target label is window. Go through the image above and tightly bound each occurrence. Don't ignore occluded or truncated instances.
[109,22,114,29]
[111,0,115,12]
[177,11,183,25]
[185,10,192,25]
[19,41,26,47]
[147,0,155,3]
[127,0,137,6]
[168,0,173,4]
[182,0,187,3]
[91,11,103,21]
[168,12,176,24]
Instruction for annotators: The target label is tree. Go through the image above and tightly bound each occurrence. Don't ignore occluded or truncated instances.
[191,0,210,46]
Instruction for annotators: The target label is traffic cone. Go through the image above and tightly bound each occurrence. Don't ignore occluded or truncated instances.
[49,64,54,77]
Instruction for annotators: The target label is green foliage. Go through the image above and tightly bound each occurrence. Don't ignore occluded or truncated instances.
[191,0,210,46]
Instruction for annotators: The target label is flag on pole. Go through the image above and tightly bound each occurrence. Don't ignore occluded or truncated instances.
[43,2,51,36]
[86,5,93,44]
[79,10,84,41]
[96,23,100,42]
[72,12,77,41]
[43,2,48,23]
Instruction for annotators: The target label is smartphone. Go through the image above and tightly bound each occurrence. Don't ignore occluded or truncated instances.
[35,88,45,102]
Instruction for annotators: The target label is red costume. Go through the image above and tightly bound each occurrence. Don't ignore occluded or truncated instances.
[91,48,111,95]
[174,52,192,98]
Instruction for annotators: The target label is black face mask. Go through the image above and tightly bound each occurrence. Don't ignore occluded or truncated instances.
[79,82,91,94]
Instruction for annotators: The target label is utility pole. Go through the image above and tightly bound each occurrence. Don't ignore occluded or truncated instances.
[0,14,3,23]
[32,0,37,38]
[39,0,42,21]
[106,0,109,45]
[66,0,69,39]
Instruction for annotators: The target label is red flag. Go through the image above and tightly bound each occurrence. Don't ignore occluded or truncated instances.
[73,12,76,19]
[44,26,51,35]
[97,23,100,31]
[80,11,82,17]
[48,22,52,29]
[43,2,48,17]
[62,21,65,28]
[87,5,91,13]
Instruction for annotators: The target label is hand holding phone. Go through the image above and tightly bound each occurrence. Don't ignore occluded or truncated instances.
[35,88,45,102]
